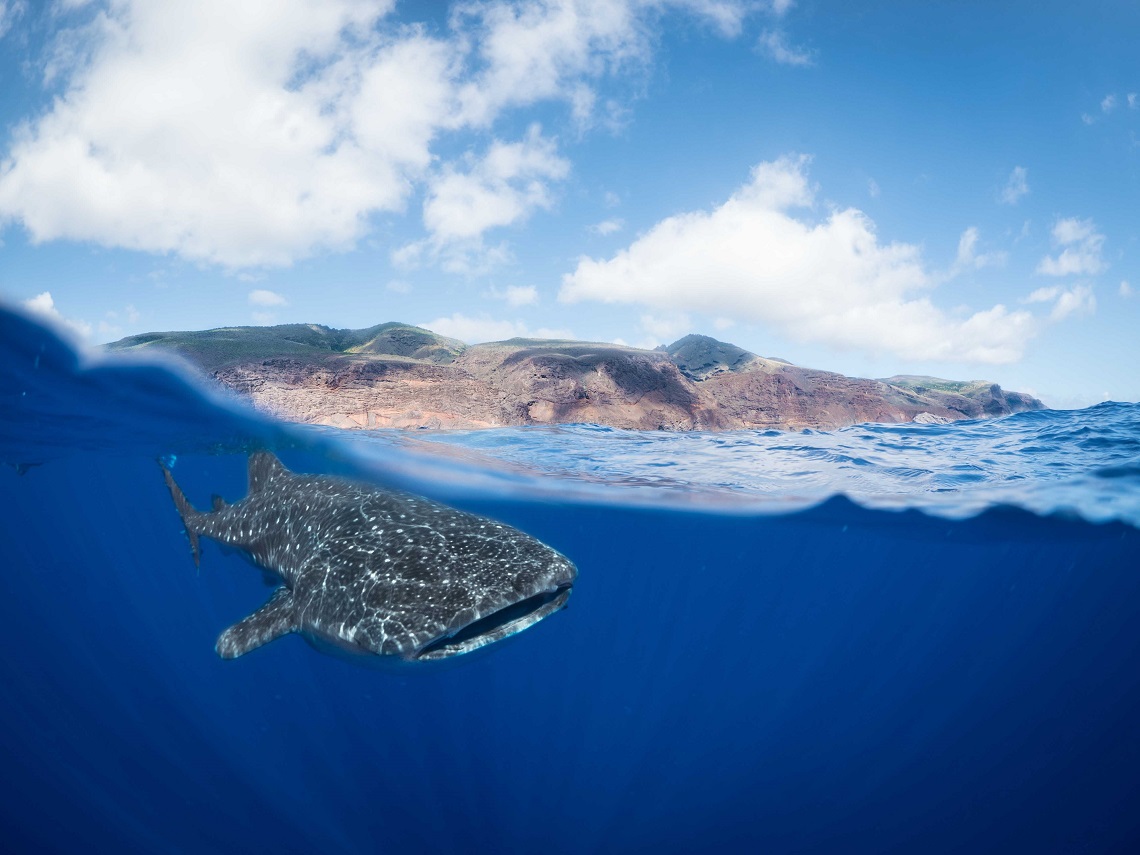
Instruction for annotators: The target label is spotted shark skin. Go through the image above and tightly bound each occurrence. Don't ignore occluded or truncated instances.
[161,453,576,662]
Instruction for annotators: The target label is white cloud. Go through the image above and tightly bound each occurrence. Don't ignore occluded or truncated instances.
[767,0,795,15]
[668,0,750,37]
[1052,218,1095,245]
[392,236,514,276]
[21,290,93,337]
[1023,283,1097,321]
[0,0,756,269]
[451,0,749,128]
[757,28,813,66]
[422,125,570,243]
[999,166,1029,205]
[1024,285,1060,304]
[487,284,539,306]
[568,83,597,130]
[953,226,1006,272]
[248,288,287,307]
[589,218,624,235]
[1129,93,1138,110]
[1102,93,1118,113]
[1036,217,1107,277]
[0,1,26,39]
[0,1,458,267]
[560,154,1041,364]
[1121,280,1133,298]
[397,125,569,273]
[867,178,880,198]
[1048,284,1096,321]
[421,312,572,343]
[603,190,621,208]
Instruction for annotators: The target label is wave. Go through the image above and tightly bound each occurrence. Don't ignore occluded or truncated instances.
[5,305,1138,528]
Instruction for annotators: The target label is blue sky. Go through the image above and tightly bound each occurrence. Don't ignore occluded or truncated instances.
[0,0,1137,408]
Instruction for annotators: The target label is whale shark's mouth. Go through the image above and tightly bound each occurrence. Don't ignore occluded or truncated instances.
[415,585,573,661]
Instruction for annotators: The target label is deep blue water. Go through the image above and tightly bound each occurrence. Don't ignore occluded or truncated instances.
[3,306,1140,854]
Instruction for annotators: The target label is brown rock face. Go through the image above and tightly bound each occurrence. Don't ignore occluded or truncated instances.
[106,325,1046,432]
[215,358,508,430]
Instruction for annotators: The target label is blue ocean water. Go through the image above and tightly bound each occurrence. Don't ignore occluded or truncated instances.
[3,305,1140,853]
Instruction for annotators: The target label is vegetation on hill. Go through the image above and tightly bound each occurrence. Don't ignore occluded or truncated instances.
[107,322,464,371]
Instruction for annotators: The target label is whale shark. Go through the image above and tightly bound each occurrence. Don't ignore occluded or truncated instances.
[161,453,576,663]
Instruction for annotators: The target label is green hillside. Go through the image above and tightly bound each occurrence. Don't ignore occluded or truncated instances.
[106,322,466,371]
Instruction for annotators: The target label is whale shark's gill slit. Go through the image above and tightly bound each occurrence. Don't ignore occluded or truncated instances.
[416,586,573,660]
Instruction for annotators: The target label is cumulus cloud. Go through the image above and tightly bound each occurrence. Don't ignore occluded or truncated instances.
[21,291,93,337]
[0,0,756,268]
[248,289,287,307]
[450,0,746,127]
[1036,217,1107,277]
[1129,93,1138,110]
[421,312,572,343]
[999,166,1029,205]
[560,155,1042,364]
[1102,94,1118,113]
[1121,280,1133,298]
[757,29,813,66]
[422,126,570,243]
[0,1,459,267]
[395,125,570,272]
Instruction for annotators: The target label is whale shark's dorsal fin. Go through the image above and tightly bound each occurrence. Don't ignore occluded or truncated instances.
[216,587,298,659]
[248,452,288,493]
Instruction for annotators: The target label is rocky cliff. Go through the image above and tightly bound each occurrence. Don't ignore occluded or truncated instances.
[106,325,1045,431]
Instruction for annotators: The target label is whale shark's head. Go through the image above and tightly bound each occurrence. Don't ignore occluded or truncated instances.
[413,550,577,661]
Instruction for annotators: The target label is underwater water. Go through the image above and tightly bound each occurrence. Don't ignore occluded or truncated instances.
[2,306,1140,854]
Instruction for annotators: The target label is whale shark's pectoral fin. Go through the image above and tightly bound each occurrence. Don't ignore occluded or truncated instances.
[216,587,298,659]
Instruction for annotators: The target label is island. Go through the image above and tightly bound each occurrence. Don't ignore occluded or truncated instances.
[106,322,1045,432]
